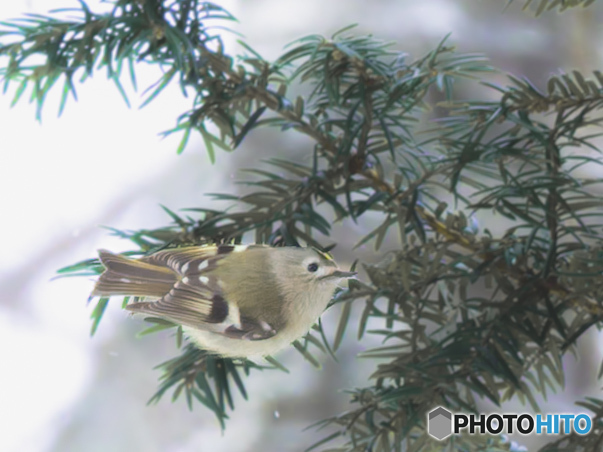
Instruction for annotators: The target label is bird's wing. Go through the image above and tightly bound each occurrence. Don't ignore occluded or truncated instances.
[127,245,275,340]
[141,243,269,272]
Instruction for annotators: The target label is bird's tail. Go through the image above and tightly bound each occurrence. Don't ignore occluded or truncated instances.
[92,250,178,298]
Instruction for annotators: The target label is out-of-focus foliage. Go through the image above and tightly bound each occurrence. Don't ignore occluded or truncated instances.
[4,1,603,450]
[507,0,597,16]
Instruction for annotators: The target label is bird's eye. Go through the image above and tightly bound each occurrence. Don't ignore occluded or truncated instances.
[307,262,319,273]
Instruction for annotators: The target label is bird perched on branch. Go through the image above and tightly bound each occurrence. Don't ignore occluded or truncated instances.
[92,244,356,358]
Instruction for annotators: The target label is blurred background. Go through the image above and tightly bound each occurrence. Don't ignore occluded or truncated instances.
[1,1,602,451]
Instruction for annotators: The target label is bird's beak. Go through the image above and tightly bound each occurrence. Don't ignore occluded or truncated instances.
[328,269,357,279]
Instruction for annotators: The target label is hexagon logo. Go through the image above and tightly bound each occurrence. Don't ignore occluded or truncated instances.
[428,407,452,440]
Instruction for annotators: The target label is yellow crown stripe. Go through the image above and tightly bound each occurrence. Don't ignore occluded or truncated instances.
[313,248,334,261]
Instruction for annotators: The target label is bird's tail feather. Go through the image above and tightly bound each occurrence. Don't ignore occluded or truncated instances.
[92,250,177,298]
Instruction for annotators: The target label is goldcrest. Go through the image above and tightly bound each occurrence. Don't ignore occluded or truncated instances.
[91,244,356,358]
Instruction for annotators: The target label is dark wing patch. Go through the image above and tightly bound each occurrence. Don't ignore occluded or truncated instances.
[208,294,229,323]
[217,244,235,254]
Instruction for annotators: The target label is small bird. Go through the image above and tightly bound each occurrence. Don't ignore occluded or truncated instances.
[92,244,356,358]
